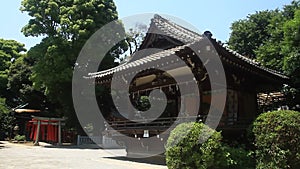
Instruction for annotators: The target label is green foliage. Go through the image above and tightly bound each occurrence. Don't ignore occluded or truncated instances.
[228,1,300,71]
[165,122,255,169]
[7,55,47,109]
[14,135,26,141]
[0,39,26,60]
[282,9,300,85]
[0,39,29,139]
[0,98,15,140]
[252,110,300,169]
[0,39,26,97]
[166,122,222,169]
[228,10,280,59]
[137,96,150,111]
[228,0,300,108]
[218,144,255,169]
[21,0,125,129]
[21,0,118,40]
[28,37,74,98]
[255,11,286,71]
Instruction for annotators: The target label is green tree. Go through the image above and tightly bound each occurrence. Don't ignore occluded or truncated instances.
[21,0,126,130]
[228,0,300,71]
[256,1,300,72]
[228,10,280,59]
[282,0,300,19]
[7,55,47,110]
[228,0,300,109]
[0,39,26,97]
[0,39,28,139]
[254,11,286,71]
[282,9,300,85]
[21,0,118,40]
[0,97,15,140]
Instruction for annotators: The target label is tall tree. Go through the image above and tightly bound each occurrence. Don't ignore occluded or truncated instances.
[228,0,300,109]
[0,39,25,139]
[228,0,300,70]
[228,10,280,59]
[21,0,126,130]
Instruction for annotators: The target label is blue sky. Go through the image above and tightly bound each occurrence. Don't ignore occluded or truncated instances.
[0,0,293,50]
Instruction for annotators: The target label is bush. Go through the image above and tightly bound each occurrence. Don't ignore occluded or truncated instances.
[219,144,255,169]
[165,122,255,169]
[14,135,26,141]
[166,122,221,169]
[0,98,15,140]
[253,110,300,169]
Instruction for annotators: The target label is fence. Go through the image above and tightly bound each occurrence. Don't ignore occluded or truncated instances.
[77,135,102,146]
[77,135,122,148]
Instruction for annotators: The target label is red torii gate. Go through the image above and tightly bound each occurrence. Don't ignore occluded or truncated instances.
[26,116,66,145]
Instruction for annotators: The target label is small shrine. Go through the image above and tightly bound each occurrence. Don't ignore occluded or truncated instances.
[26,116,66,145]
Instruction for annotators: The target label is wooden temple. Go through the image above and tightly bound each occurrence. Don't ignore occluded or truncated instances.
[87,15,289,155]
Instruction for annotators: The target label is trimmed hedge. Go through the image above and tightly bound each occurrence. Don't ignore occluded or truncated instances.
[166,122,254,169]
[253,110,300,169]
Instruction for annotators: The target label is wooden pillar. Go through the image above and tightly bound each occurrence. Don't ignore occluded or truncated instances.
[47,124,51,142]
[34,120,41,146]
[50,125,54,142]
[54,125,58,142]
[51,124,54,142]
[30,122,35,140]
[41,124,45,141]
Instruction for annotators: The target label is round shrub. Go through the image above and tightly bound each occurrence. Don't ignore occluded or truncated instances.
[166,122,222,169]
[253,110,300,169]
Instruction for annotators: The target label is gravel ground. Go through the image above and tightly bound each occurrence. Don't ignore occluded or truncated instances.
[0,141,167,169]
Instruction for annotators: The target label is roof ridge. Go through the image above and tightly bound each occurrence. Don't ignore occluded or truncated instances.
[150,14,202,43]
[153,14,202,37]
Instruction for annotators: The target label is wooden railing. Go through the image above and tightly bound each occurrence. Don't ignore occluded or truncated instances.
[104,115,253,132]
[106,116,190,130]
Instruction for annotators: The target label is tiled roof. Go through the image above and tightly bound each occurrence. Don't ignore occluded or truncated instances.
[149,14,202,43]
[87,42,195,79]
[152,15,288,80]
[87,14,289,81]
[211,39,289,79]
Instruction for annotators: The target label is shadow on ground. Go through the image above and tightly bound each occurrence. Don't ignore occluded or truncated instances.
[105,156,166,166]
[0,141,8,149]
[43,144,103,150]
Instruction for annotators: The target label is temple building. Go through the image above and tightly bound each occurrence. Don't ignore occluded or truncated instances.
[86,15,289,155]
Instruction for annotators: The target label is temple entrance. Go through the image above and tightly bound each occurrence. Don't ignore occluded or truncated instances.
[26,116,65,145]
